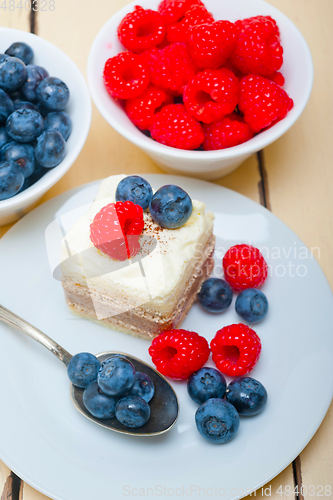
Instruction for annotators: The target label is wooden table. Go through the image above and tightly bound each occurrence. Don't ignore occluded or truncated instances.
[1,1,332,499]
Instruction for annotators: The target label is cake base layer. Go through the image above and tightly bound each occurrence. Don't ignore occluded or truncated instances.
[62,237,215,340]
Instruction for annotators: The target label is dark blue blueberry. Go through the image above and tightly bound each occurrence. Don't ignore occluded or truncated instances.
[13,100,39,112]
[67,352,101,389]
[17,176,30,193]
[116,175,153,210]
[5,42,34,65]
[26,162,48,185]
[1,141,35,178]
[0,55,27,92]
[8,88,24,101]
[235,288,268,323]
[195,398,240,444]
[0,89,14,124]
[36,76,69,111]
[0,160,24,200]
[35,130,66,168]
[44,111,72,141]
[83,381,119,419]
[187,367,226,405]
[98,356,135,397]
[115,396,150,428]
[149,184,193,229]
[127,372,155,402]
[21,65,49,102]
[0,127,10,148]
[225,377,267,416]
[6,109,44,143]
[198,278,233,313]
[36,101,51,117]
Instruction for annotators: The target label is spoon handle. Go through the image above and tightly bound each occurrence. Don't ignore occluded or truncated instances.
[0,304,72,367]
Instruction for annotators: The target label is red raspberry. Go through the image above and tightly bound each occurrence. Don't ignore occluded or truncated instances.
[151,104,204,150]
[167,5,214,44]
[103,52,150,99]
[231,16,283,76]
[149,329,210,380]
[266,71,285,86]
[149,43,198,96]
[117,6,166,54]
[125,85,173,131]
[184,69,239,124]
[90,201,144,261]
[203,116,254,150]
[223,244,268,291]
[158,0,204,26]
[239,74,293,132]
[210,324,261,377]
[187,21,238,69]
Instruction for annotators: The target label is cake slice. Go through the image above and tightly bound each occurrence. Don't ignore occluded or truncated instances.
[61,175,215,340]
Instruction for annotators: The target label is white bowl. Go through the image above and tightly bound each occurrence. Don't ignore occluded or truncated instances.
[88,0,313,181]
[0,28,92,226]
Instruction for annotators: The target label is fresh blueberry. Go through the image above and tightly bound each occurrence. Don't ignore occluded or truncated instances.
[1,141,35,178]
[127,372,155,403]
[115,396,150,428]
[36,76,70,111]
[26,162,48,185]
[0,160,24,200]
[0,89,14,124]
[5,42,34,65]
[67,352,101,389]
[98,356,135,397]
[116,175,153,210]
[0,55,27,92]
[8,88,24,101]
[0,127,10,149]
[198,278,233,313]
[6,109,44,143]
[44,111,72,141]
[36,101,51,117]
[235,288,268,323]
[187,367,226,405]
[21,64,49,102]
[195,398,240,444]
[13,100,39,112]
[225,377,267,416]
[149,185,193,229]
[83,381,118,419]
[35,130,66,168]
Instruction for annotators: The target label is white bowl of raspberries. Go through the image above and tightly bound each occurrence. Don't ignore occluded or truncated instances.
[0,28,91,226]
[88,0,313,180]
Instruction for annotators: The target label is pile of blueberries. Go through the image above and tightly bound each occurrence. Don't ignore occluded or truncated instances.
[188,367,267,443]
[67,352,154,428]
[0,41,72,201]
[198,278,269,323]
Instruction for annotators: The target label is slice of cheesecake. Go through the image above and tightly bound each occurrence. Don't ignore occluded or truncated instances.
[61,175,215,340]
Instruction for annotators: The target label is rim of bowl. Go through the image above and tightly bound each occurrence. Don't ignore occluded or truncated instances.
[0,28,92,212]
[87,0,313,166]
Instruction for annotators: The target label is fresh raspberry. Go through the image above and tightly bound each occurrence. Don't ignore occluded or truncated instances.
[223,244,268,291]
[149,329,210,380]
[167,5,214,44]
[187,21,238,69]
[231,16,283,76]
[117,6,166,54]
[211,324,261,377]
[158,0,204,26]
[149,43,198,96]
[103,52,150,99]
[203,116,254,150]
[184,69,239,124]
[239,74,293,132]
[90,201,144,261]
[266,71,285,86]
[151,104,204,150]
[125,85,173,131]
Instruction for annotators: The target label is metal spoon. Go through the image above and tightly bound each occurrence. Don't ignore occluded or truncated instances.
[0,304,179,437]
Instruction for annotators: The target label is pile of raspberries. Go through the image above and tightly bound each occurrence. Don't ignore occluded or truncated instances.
[103,0,294,151]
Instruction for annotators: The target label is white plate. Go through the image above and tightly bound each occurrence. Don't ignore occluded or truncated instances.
[0,174,332,500]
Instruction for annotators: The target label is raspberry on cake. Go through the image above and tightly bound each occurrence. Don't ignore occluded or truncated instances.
[60,175,215,340]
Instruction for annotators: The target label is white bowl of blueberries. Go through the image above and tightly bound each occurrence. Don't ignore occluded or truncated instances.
[0,28,92,225]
